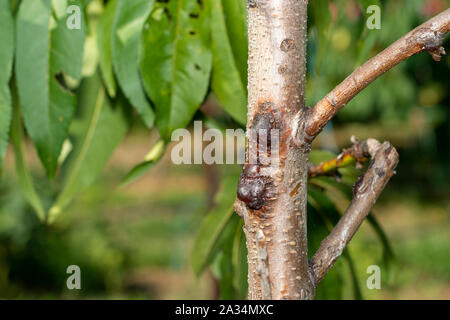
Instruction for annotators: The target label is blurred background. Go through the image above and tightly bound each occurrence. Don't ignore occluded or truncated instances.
[0,0,449,299]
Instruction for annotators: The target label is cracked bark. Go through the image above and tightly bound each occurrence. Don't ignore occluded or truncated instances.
[234,2,449,300]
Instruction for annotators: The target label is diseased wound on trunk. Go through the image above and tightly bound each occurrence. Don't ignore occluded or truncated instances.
[237,101,282,211]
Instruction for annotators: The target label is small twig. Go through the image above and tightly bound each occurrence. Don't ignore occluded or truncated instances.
[309,138,399,286]
[305,9,450,139]
[308,136,369,178]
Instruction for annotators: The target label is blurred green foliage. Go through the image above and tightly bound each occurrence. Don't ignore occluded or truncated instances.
[0,0,448,300]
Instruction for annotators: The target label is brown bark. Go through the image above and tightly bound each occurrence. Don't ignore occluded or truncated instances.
[234,0,313,300]
[235,2,449,300]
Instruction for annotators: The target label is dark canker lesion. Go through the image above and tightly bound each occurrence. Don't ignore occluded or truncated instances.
[238,101,283,211]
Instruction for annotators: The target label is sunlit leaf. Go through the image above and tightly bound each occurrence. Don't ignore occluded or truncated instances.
[52,0,68,19]
[366,214,396,276]
[111,0,155,127]
[0,0,14,177]
[208,0,247,125]
[97,0,117,97]
[310,0,333,74]
[15,0,85,178]
[309,187,364,299]
[191,173,239,276]
[10,99,46,222]
[307,201,343,299]
[49,72,128,222]
[211,214,240,299]
[121,139,166,186]
[355,0,382,67]
[141,0,212,140]
[232,219,248,299]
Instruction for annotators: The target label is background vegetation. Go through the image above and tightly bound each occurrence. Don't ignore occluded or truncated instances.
[0,0,448,299]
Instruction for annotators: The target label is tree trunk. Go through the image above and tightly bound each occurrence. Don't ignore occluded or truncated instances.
[234,0,314,300]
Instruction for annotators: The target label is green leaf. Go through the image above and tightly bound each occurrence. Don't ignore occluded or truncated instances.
[97,0,117,97]
[49,72,128,223]
[120,139,166,186]
[10,100,46,222]
[52,0,68,20]
[208,0,247,125]
[0,1,14,85]
[221,0,247,85]
[357,0,382,12]
[309,149,336,164]
[310,0,333,75]
[307,201,343,299]
[232,219,248,299]
[308,186,341,229]
[211,214,241,299]
[191,173,239,276]
[310,176,354,202]
[15,0,85,178]
[0,0,14,176]
[0,87,11,178]
[355,0,382,67]
[141,0,212,140]
[51,0,86,80]
[111,0,154,127]
[366,214,396,276]
[342,250,363,300]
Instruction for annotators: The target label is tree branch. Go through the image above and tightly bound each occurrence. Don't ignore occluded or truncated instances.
[308,136,369,178]
[309,138,399,286]
[305,9,450,139]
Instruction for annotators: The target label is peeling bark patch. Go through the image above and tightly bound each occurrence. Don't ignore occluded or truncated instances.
[352,174,364,197]
[375,167,385,178]
[289,182,301,197]
[248,0,257,8]
[280,38,295,52]
[256,229,271,298]
[428,46,446,61]
[300,288,310,299]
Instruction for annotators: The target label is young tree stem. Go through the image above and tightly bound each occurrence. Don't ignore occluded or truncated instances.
[235,0,313,300]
